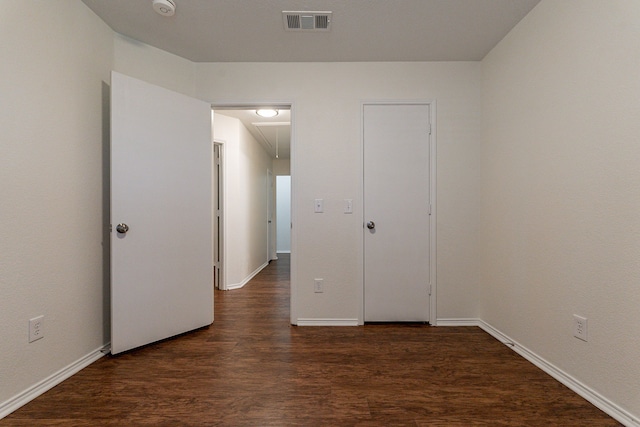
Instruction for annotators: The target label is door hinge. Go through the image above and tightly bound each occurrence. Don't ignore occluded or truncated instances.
[429,284,432,296]
[109,224,112,232]
[428,204,432,215]
[428,122,432,135]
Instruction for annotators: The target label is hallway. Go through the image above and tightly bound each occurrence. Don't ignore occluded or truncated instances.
[3,254,618,425]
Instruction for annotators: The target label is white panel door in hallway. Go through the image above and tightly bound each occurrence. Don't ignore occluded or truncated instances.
[363,103,431,322]
[111,72,213,354]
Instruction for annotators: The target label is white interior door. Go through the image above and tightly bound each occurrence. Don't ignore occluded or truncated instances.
[111,71,213,354]
[364,103,431,322]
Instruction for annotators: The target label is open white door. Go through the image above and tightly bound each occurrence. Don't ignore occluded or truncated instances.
[363,103,431,322]
[111,72,213,354]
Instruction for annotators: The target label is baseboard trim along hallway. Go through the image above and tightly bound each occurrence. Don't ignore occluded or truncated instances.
[296,318,359,326]
[226,261,269,290]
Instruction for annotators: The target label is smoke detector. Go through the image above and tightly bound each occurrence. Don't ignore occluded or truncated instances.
[153,0,176,17]
[283,11,332,31]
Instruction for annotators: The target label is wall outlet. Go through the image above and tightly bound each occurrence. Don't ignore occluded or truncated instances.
[314,278,324,293]
[573,314,588,342]
[29,315,44,343]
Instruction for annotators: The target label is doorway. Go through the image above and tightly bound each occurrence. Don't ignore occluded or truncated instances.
[276,175,292,256]
[211,106,292,299]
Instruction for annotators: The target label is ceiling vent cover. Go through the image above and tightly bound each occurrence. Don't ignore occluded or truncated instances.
[283,11,332,31]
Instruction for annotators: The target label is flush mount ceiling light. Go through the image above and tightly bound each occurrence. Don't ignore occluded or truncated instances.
[153,0,176,17]
[256,109,279,118]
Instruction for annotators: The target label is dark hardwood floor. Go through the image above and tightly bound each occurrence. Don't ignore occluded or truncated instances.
[3,254,620,426]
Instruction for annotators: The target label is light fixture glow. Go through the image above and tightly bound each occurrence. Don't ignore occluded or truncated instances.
[256,109,279,118]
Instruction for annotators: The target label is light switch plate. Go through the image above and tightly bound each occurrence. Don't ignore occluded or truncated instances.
[344,199,353,214]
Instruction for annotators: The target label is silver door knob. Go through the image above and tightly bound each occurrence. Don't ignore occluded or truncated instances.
[116,223,129,234]
[366,221,375,230]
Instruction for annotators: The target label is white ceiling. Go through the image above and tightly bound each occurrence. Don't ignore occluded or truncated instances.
[83,0,540,159]
[82,0,541,62]
[216,109,291,159]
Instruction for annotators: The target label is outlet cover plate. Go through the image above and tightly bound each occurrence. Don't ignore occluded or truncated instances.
[573,314,588,342]
[29,315,44,343]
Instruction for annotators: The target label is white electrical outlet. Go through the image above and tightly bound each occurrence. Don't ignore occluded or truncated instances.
[314,278,324,293]
[29,315,44,343]
[573,315,588,342]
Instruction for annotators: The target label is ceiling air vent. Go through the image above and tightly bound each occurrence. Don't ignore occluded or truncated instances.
[283,11,332,31]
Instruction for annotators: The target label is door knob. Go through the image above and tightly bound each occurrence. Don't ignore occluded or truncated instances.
[116,223,129,234]
[366,221,375,230]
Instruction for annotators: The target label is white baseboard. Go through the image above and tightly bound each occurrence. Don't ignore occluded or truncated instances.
[0,344,109,419]
[438,318,639,427]
[276,250,291,254]
[226,261,269,290]
[435,318,481,327]
[296,318,359,326]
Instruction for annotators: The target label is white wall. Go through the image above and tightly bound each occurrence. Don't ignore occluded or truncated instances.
[0,1,114,409]
[481,0,640,420]
[113,34,196,97]
[196,62,482,322]
[273,159,291,176]
[276,176,292,253]
[214,113,273,288]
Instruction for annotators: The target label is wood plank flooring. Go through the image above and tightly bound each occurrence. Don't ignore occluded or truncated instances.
[3,254,620,426]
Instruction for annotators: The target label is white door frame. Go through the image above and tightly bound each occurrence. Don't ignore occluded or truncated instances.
[359,100,437,325]
[213,139,226,290]
[210,102,297,324]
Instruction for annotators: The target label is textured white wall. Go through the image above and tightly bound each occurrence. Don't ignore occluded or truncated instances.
[0,1,113,406]
[481,0,640,419]
[196,62,482,322]
[238,120,272,279]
